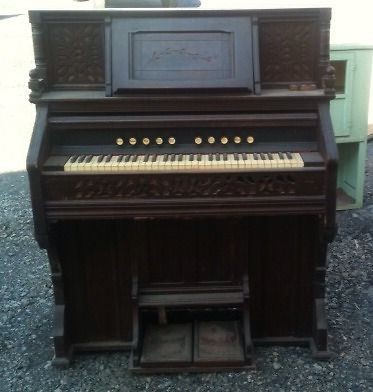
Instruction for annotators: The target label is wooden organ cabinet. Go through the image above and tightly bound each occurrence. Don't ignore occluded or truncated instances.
[27,7,337,372]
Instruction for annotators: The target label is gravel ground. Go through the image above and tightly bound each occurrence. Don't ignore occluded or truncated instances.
[0,9,373,392]
[0,146,372,392]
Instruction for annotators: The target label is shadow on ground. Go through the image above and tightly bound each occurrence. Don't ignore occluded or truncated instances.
[0,14,21,20]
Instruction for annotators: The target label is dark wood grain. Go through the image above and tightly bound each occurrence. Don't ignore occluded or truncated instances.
[28,8,334,97]
[51,215,323,347]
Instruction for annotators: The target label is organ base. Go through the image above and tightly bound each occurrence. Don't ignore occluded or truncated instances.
[47,215,331,369]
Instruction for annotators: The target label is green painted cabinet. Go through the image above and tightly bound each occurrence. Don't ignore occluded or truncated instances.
[330,45,373,209]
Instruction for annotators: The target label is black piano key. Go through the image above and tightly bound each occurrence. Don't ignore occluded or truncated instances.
[260,153,266,160]
[85,155,93,163]
[223,153,228,161]
[171,154,176,162]
[177,154,183,162]
[104,154,112,163]
[131,154,138,162]
[208,154,213,161]
[97,154,104,163]
[242,153,248,160]
[268,153,273,160]
[143,155,149,163]
[70,155,78,164]
[215,153,220,161]
[117,155,124,163]
[279,152,285,159]
[124,155,131,162]
[77,155,85,163]
[189,154,194,161]
[152,154,157,163]
[197,154,202,162]
[234,153,239,161]
[163,154,169,162]
[253,153,259,160]
[286,152,293,159]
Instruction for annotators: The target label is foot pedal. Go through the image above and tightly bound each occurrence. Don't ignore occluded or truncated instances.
[135,320,253,372]
[141,323,193,365]
[194,321,244,364]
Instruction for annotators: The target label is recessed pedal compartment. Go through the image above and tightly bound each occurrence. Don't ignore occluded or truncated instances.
[131,271,254,372]
[133,314,253,373]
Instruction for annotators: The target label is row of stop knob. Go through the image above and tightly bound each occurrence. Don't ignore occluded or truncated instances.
[116,136,255,146]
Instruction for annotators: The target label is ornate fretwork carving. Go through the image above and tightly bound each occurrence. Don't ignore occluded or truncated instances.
[43,173,324,201]
[48,23,105,85]
[259,22,317,83]
[71,175,297,199]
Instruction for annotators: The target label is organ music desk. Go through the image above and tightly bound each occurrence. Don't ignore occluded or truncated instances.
[27,7,337,372]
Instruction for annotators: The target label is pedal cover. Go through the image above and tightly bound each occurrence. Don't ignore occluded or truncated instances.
[141,323,193,365]
[194,321,244,363]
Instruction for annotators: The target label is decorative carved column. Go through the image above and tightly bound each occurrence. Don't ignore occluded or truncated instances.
[29,22,47,101]
[319,9,335,96]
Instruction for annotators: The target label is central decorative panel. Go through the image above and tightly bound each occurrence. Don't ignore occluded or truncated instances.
[131,31,233,81]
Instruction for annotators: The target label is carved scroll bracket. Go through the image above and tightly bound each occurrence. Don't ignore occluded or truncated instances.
[323,64,336,97]
[29,67,46,102]
[29,22,47,102]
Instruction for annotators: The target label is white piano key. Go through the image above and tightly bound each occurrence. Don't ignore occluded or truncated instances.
[271,153,280,168]
[293,152,304,167]
[86,155,100,171]
[262,154,272,168]
[237,154,246,168]
[70,155,85,171]
[96,156,108,171]
[116,155,127,171]
[103,155,115,171]
[137,155,147,170]
[150,155,161,170]
[289,153,299,168]
[63,156,76,172]
[201,154,208,167]
[110,155,121,171]
[80,156,93,171]
[178,154,188,168]
[190,155,200,169]
[129,155,140,170]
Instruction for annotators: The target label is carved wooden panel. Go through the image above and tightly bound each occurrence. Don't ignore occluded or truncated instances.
[43,172,323,201]
[111,16,253,91]
[259,21,318,84]
[47,23,105,85]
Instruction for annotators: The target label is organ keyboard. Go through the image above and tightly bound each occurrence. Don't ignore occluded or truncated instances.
[27,7,337,372]
[53,152,305,172]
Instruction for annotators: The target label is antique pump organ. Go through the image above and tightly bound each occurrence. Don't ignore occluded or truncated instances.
[27,7,337,372]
